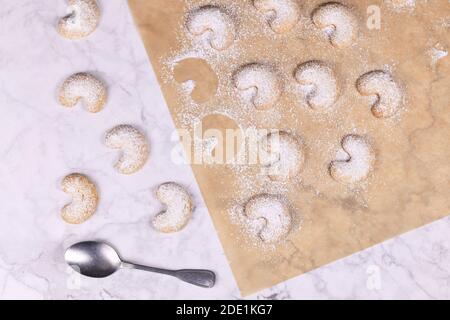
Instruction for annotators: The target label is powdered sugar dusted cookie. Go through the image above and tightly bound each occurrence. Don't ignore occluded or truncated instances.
[356,70,403,118]
[261,131,305,181]
[61,173,98,224]
[59,72,107,113]
[152,182,193,233]
[233,63,282,110]
[104,125,149,175]
[186,5,236,51]
[253,0,300,34]
[329,134,375,184]
[244,194,292,244]
[312,2,358,48]
[294,61,338,111]
[58,0,100,40]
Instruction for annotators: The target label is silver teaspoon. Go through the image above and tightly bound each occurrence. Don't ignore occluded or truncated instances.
[65,241,216,288]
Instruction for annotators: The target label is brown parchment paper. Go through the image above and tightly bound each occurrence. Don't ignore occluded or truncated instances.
[129,0,450,296]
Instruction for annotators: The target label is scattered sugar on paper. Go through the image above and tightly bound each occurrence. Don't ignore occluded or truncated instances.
[429,43,448,66]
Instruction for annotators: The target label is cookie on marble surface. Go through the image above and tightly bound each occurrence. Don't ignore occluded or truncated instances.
[61,173,98,224]
[152,182,193,233]
[59,72,107,113]
[105,125,149,175]
[58,0,100,40]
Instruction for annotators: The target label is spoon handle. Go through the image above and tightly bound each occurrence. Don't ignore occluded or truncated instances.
[122,262,215,288]
[174,269,216,288]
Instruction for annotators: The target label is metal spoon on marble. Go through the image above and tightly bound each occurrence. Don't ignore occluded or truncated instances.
[65,241,216,288]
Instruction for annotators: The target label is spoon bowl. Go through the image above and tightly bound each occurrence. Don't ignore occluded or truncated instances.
[65,241,215,288]
[65,241,121,278]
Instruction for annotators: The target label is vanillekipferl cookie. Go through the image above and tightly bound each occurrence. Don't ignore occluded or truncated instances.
[61,173,98,224]
[253,0,300,34]
[233,63,282,110]
[104,125,149,175]
[294,60,338,111]
[58,0,101,40]
[59,72,107,113]
[312,2,358,48]
[244,194,292,244]
[152,182,194,233]
[260,131,305,181]
[329,134,376,184]
[186,5,236,51]
[356,70,403,118]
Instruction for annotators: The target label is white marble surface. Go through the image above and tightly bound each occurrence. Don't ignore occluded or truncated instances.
[0,0,448,300]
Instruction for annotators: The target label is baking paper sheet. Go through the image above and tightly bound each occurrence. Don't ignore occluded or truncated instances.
[128,0,450,295]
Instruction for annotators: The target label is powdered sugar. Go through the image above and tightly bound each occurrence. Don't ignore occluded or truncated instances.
[180,79,196,95]
[387,0,416,12]
[429,43,448,66]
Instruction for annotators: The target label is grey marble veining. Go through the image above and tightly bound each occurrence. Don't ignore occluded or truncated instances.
[0,0,448,299]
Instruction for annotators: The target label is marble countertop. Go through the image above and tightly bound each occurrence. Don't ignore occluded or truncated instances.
[0,0,448,300]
